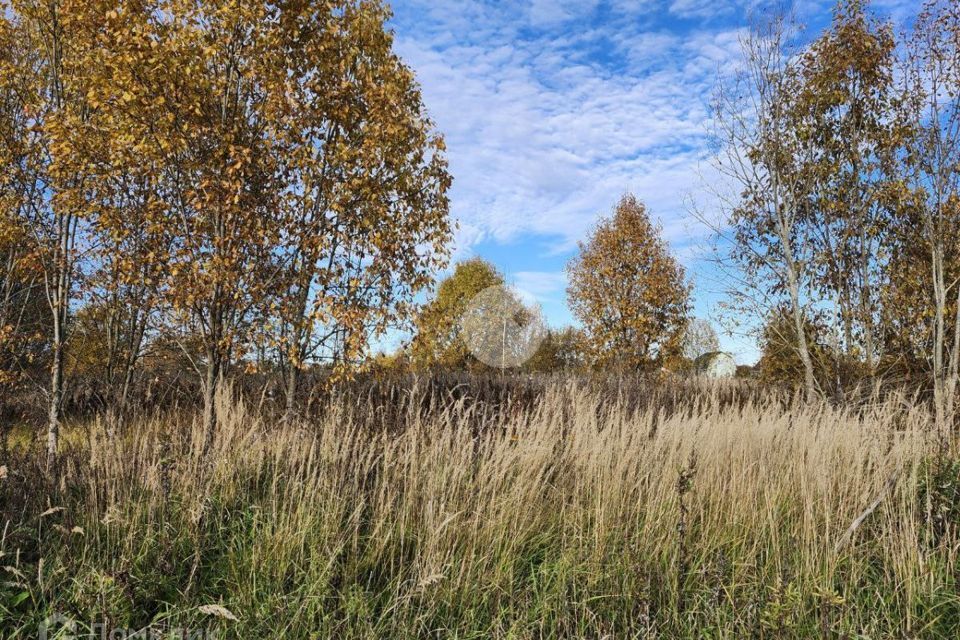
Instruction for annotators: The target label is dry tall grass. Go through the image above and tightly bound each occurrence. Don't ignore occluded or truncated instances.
[1,379,958,638]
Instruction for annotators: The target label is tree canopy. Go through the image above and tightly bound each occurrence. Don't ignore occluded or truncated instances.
[567,195,690,371]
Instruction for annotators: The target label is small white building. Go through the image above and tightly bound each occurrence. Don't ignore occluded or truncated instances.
[694,352,737,379]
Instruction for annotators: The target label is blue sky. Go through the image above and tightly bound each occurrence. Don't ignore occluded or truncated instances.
[387,0,918,364]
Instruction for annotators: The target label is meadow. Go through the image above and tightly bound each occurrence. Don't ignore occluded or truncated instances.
[2,376,958,638]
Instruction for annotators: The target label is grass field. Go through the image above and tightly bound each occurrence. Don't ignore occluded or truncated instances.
[2,377,959,638]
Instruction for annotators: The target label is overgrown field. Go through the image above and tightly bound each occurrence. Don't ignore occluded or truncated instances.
[2,378,959,638]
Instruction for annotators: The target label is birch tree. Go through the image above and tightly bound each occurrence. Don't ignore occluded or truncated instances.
[265,1,451,418]
[0,0,105,468]
[796,0,898,372]
[82,0,286,447]
[898,0,960,426]
[712,13,819,398]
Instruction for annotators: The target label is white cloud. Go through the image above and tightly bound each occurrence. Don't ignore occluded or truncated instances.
[393,6,745,257]
[669,0,738,21]
[527,0,600,26]
[512,271,568,299]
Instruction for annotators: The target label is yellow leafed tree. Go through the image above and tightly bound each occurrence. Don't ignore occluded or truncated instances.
[566,195,689,371]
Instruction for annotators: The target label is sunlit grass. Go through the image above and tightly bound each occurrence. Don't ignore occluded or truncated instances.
[1,380,958,638]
